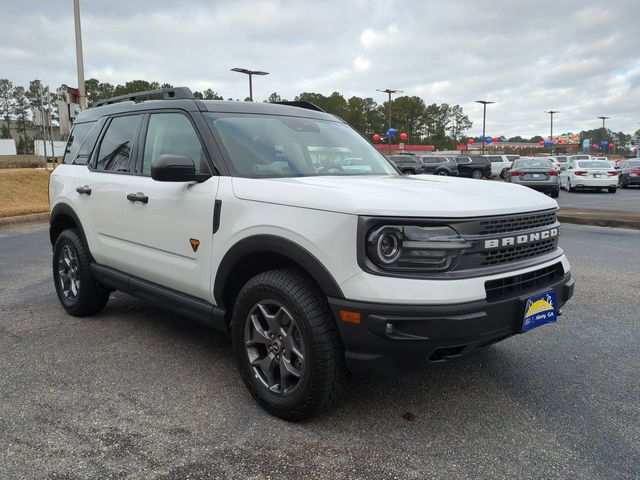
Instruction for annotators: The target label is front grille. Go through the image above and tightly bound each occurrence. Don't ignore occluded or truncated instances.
[478,211,556,235]
[480,237,557,266]
[485,263,564,300]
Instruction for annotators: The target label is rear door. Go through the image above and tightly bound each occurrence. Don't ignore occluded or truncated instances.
[120,111,219,301]
[74,114,143,272]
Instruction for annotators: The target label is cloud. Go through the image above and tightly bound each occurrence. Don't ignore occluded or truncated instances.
[1,0,639,136]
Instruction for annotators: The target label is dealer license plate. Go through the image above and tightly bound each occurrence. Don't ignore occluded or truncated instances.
[522,291,558,333]
[592,174,601,178]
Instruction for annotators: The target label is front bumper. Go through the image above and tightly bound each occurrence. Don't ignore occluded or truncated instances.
[329,269,574,376]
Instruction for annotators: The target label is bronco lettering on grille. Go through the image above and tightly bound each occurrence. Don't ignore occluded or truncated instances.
[483,228,559,249]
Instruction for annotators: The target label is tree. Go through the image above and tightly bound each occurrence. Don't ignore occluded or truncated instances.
[193,89,223,100]
[0,79,14,132]
[85,78,115,106]
[295,92,348,118]
[12,86,30,143]
[1,124,11,139]
[112,80,161,97]
[265,92,285,103]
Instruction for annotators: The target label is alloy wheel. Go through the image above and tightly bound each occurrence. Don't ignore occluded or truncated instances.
[58,245,80,300]
[244,301,305,395]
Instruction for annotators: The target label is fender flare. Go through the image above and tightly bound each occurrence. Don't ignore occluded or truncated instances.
[214,234,345,307]
[49,203,88,248]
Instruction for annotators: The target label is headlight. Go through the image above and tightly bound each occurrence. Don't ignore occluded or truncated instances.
[366,225,471,272]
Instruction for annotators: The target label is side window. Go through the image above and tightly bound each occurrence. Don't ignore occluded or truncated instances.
[63,122,93,164]
[95,115,142,172]
[73,118,106,165]
[142,113,210,176]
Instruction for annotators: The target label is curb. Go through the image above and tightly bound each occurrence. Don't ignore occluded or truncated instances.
[0,212,49,227]
[557,212,640,231]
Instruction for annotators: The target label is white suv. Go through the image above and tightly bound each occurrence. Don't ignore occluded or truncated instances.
[483,155,514,179]
[49,88,574,420]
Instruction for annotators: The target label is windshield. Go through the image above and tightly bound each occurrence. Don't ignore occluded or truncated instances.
[577,161,611,169]
[514,159,553,169]
[205,113,397,177]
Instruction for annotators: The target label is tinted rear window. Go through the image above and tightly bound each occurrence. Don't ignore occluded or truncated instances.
[63,122,94,164]
[577,161,611,169]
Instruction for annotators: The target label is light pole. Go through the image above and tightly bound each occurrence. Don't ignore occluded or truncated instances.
[231,68,269,101]
[545,110,559,154]
[475,100,494,154]
[377,88,402,152]
[73,0,87,110]
[597,116,610,130]
[597,116,610,154]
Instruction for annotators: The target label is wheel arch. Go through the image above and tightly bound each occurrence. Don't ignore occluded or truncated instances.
[214,235,344,314]
[49,203,88,249]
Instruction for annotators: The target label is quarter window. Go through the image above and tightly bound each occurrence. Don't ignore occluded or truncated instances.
[63,122,93,164]
[95,115,142,172]
[142,113,209,176]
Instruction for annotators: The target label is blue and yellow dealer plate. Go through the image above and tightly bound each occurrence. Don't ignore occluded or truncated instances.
[522,291,558,333]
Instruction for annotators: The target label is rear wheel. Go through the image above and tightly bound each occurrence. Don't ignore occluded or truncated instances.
[500,168,509,179]
[53,229,110,316]
[471,169,483,179]
[436,169,449,176]
[567,179,575,192]
[551,189,560,198]
[231,269,347,421]
[620,178,628,189]
[402,169,415,175]
[608,186,617,193]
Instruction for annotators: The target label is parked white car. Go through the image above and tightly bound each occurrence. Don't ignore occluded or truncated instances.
[482,155,512,179]
[560,159,618,193]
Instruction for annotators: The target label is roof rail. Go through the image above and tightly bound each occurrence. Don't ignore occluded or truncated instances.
[94,87,194,107]
[272,100,325,112]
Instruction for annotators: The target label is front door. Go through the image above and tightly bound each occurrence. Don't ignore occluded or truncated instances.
[121,111,219,301]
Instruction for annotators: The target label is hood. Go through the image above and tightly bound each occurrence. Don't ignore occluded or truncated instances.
[232,175,557,217]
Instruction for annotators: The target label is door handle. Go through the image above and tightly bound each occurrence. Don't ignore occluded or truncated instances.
[76,185,91,195]
[126,192,149,204]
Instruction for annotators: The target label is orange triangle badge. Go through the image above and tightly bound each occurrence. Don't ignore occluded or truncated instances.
[189,238,200,252]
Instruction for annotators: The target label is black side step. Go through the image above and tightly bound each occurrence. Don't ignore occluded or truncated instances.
[91,263,227,332]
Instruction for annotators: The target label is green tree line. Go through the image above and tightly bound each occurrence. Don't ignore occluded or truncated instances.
[2,77,638,154]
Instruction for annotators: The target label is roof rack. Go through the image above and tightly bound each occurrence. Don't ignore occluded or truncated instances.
[272,101,325,112]
[94,87,194,107]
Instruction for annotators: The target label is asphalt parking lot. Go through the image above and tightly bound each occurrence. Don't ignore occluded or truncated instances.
[556,184,640,212]
[1,222,639,479]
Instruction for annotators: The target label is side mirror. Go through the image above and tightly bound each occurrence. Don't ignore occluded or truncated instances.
[151,154,209,182]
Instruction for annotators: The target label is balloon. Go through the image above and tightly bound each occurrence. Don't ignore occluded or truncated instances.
[400,132,408,141]
[485,137,493,143]
[538,140,545,146]
[492,137,500,142]
[385,128,397,138]
[609,143,614,149]
[372,134,380,141]
[478,135,484,141]
[602,141,609,147]
[468,138,475,144]
[544,141,554,147]
[592,144,598,148]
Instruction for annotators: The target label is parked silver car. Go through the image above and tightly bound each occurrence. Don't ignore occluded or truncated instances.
[505,157,560,198]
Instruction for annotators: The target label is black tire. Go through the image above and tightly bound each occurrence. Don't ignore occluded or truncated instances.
[608,186,617,193]
[471,169,483,180]
[436,169,449,176]
[551,189,560,199]
[567,179,575,192]
[500,168,509,179]
[52,229,110,316]
[402,169,415,175]
[231,268,347,421]
[620,178,628,189]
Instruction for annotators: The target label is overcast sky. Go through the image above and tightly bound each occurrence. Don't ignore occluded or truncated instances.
[2,0,639,137]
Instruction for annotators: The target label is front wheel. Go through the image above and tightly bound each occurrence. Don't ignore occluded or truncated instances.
[231,269,347,421]
[436,170,449,176]
[551,189,560,199]
[402,169,415,175]
[500,168,509,179]
[608,186,617,193]
[53,229,110,316]
[471,169,483,179]
[567,179,575,192]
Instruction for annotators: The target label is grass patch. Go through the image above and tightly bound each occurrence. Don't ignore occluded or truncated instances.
[0,168,50,218]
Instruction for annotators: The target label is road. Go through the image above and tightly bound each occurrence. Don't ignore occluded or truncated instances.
[556,185,640,212]
[1,222,639,479]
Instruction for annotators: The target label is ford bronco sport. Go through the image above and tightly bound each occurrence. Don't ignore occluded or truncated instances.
[49,87,574,420]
